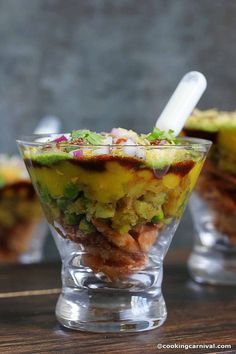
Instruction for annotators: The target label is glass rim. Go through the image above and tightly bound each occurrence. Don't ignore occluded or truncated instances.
[16,134,212,150]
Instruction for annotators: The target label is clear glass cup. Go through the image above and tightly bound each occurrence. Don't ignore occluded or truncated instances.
[0,154,47,263]
[184,126,236,285]
[17,135,210,332]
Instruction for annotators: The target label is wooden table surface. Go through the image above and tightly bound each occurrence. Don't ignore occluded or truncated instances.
[0,251,235,354]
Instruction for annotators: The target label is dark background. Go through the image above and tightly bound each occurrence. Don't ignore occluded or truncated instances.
[1,0,235,259]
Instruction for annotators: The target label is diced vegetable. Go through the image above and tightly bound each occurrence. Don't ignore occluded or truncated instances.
[79,218,95,234]
[72,150,83,157]
[57,198,69,211]
[63,183,80,199]
[152,209,164,223]
[53,135,68,143]
[64,212,82,225]
[40,186,54,204]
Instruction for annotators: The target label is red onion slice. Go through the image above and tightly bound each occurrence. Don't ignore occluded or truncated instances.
[53,135,68,143]
[72,149,83,157]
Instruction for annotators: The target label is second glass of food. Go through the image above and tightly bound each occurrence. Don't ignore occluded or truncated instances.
[0,155,47,263]
[184,109,236,285]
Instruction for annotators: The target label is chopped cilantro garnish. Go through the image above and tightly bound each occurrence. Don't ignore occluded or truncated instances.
[147,127,179,144]
[71,130,103,145]
[0,176,5,188]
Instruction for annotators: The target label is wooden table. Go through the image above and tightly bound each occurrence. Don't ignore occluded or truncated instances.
[0,251,235,354]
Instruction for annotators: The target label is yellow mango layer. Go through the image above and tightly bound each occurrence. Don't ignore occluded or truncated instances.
[29,160,156,203]
[28,159,199,221]
[188,160,205,191]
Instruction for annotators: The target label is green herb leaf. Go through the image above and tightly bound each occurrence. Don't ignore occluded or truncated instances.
[147,127,179,144]
[71,130,103,145]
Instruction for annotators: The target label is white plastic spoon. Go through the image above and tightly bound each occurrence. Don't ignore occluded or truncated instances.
[155,71,207,135]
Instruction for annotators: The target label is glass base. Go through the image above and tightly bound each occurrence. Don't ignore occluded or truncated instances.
[188,245,236,286]
[56,285,167,333]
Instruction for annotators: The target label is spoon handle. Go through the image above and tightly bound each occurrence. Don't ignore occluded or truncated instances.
[156,71,207,135]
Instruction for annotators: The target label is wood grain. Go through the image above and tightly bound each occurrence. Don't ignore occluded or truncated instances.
[0,253,235,354]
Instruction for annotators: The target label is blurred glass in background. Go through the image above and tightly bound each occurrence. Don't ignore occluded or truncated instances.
[184,110,236,285]
[0,155,47,263]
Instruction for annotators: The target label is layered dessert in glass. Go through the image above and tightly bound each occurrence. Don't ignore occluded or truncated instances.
[17,128,210,332]
[0,155,46,263]
[184,109,236,284]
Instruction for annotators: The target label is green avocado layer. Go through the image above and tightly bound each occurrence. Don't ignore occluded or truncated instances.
[185,109,236,132]
[30,152,72,165]
[28,148,198,170]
